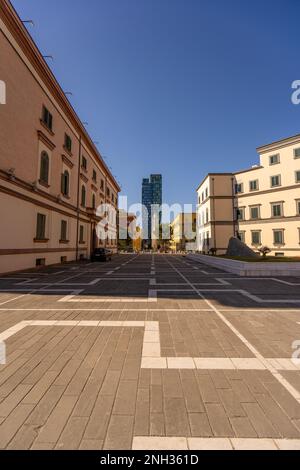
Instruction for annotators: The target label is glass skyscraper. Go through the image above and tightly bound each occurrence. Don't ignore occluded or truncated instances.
[142,174,162,248]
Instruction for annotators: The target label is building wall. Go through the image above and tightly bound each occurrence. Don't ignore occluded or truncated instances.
[0,1,120,274]
[141,174,162,248]
[196,135,300,257]
[197,175,235,253]
[170,213,196,252]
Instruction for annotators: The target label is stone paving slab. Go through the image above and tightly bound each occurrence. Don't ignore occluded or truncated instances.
[0,254,300,449]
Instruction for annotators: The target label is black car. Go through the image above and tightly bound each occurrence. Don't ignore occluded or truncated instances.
[91,248,113,262]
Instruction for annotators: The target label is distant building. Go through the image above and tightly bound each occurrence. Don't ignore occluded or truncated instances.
[196,133,300,256]
[142,174,162,248]
[170,213,197,252]
[118,210,137,252]
[133,226,142,252]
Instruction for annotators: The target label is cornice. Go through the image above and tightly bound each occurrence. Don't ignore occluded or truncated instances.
[1,0,120,192]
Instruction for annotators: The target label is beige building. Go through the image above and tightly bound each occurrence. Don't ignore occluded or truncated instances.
[170,213,197,252]
[0,1,120,274]
[118,210,137,252]
[197,133,300,257]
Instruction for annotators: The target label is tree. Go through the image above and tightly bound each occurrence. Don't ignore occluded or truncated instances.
[258,246,271,258]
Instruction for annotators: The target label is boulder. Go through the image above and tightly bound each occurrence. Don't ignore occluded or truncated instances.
[226,237,259,258]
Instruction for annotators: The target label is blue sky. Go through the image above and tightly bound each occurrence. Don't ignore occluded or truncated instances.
[12,0,300,213]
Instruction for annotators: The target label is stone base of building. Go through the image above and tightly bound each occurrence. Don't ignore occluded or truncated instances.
[187,254,300,277]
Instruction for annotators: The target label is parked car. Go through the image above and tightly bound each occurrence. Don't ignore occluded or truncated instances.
[91,248,113,262]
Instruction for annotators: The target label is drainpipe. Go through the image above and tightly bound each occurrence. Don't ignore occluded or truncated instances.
[75,135,82,261]
[231,176,236,237]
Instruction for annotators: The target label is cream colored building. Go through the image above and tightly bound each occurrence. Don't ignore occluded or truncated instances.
[0,1,120,274]
[197,133,300,257]
[170,213,197,252]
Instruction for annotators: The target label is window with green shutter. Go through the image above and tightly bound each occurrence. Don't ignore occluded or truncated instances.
[273,230,284,245]
[42,106,53,131]
[61,170,70,196]
[64,134,72,153]
[36,213,46,240]
[60,220,67,241]
[40,151,49,184]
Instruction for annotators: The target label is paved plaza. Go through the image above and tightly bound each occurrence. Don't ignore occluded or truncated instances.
[0,254,300,450]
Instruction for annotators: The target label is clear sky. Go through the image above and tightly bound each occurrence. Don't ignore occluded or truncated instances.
[11,0,300,214]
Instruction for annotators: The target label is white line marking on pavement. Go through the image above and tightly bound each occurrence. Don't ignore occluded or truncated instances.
[1,320,299,372]
[132,437,300,451]
[165,257,300,403]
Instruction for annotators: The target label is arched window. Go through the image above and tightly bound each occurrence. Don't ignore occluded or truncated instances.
[92,193,96,209]
[40,151,49,184]
[81,185,86,207]
[61,170,69,196]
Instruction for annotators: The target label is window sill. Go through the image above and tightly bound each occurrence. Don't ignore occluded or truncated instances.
[40,120,54,136]
[61,194,70,200]
[63,146,73,157]
[59,240,70,244]
[34,238,49,244]
[38,180,50,189]
[78,241,86,245]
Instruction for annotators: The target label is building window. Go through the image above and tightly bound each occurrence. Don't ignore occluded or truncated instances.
[41,106,53,131]
[61,170,70,196]
[40,151,49,184]
[295,171,300,183]
[36,213,46,240]
[92,170,97,182]
[81,156,87,171]
[297,200,300,215]
[107,187,110,198]
[251,231,261,246]
[205,188,208,199]
[249,180,259,191]
[64,134,72,153]
[92,194,96,209]
[273,230,284,245]
[250,206,260,220]
[206,208,209,223]
[236,208,245,220]
[235,183,244,194]
[60,220,68,242]
[294,148,300,159]
[81,185,86,207]
[271,175,281,187]
[269,154,280,165]
[271,203,283,218]
[79,225,84,243]
[100,180,104,191]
